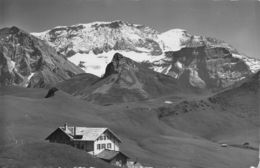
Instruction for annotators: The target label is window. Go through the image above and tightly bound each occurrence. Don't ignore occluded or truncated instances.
[81,144,84,149]
[101,144,106,149]
[104,136,106,140]
[97,144,101,150]
[107,143,111,149]
[99,136,103,140]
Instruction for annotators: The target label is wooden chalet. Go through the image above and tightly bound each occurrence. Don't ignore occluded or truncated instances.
[46,123,129,167]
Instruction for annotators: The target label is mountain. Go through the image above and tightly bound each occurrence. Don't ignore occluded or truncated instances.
[32,20,260,90]
[57,52,182,104]
[163,46,251,89]
[31,21,163,77]
[32,20,162,56]
[0,26,84,88]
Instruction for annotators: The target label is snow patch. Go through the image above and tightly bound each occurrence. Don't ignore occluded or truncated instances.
[9,60,16,72]
[31,30,50,38]
[189,69,206,89]
[165,65,172,74]
[152,66,166,73]
[6,59,16,72]
[164,101,173,104]
[232,54,260,73]
[135,47,151,53]
[175,61,183,69]
[28,73,35,80]
[68,52,112,77]
[159,29,188,52]
[25,73,35,87]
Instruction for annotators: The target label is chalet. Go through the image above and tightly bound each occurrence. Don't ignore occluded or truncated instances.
[46,123,129,167]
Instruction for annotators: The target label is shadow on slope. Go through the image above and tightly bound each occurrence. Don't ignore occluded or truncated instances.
[0,142,115,168]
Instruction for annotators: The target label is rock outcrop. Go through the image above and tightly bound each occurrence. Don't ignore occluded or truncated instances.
[163,46,251,90]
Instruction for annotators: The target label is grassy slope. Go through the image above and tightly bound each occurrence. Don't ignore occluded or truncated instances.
[160,72,259,145]
[0,86,258,168]
[0,142,115,168]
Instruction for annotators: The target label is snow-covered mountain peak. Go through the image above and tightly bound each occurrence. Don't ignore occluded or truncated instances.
[30,20,260,90]
[32,20,161,57]
[159,28,191,51]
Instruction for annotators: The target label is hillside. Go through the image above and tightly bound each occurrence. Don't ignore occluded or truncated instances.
[159,71,259,147]
[0,142,115,168]
[0,86,258,168]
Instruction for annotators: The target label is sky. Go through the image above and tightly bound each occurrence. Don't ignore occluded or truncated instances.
[0,0,259,58]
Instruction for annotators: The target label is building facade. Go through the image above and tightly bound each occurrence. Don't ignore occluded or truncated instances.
[94,131,120,155]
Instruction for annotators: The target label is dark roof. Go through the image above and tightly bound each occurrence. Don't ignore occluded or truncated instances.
[96,149,129,161]
[45,128,72,140]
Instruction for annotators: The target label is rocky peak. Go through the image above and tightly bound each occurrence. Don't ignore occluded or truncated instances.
[163,45,252,90]
[0,26,23,35]
[1,26,32,45]
[91,20,126,29]
[103,52,137,78]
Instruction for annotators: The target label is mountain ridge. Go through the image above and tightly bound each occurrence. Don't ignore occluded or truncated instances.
[1,21,260,91]
[31,20,260,91]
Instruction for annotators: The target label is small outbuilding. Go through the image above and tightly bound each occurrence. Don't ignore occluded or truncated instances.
[96,149,129,167]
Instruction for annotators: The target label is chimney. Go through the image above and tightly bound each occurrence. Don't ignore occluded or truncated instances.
[74,126,76,136]
[64,123,68,131]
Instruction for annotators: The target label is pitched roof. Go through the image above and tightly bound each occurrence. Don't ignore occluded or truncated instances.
[58,126,121,142]
[45,127,73,140]
[96,149,129,161]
